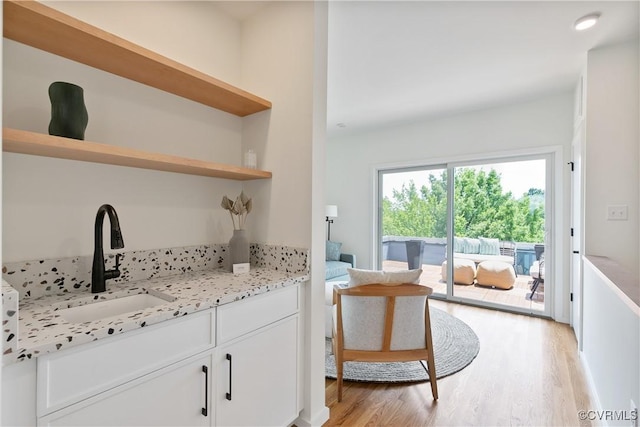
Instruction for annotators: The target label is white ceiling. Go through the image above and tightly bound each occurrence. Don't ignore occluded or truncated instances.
[327,1,639,136]
[213,1,638,136]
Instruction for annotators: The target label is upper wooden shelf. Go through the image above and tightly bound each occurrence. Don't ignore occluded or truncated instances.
[3,128,272,181]
[3,0,271,117]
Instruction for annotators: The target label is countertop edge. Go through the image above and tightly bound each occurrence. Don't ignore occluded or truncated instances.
[3,269,309,366]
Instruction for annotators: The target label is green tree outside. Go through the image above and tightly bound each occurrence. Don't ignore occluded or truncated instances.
[383,168,545,242]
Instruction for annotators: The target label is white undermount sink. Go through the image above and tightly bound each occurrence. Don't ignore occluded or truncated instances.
[58,291,176,323]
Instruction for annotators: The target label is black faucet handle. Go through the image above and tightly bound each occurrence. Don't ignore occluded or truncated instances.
[104,254,122,280]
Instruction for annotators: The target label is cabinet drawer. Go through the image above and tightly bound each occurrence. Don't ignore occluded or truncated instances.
[37,309,214,416]
[217,285,299,344]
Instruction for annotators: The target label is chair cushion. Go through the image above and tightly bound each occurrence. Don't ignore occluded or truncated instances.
[347,268,422,286]
[326,260,352,280]
[326,240,342,261]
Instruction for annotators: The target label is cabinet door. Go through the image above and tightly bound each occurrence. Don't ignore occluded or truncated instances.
[40,353,212,427]
[216,316,298,427]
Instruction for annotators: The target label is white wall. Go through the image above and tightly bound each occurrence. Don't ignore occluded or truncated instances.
[239,3,330,424]
[241,2,314,248]
[582,258,639,426]
[2,2,328,424]
[585,40,639,275]
[3,2,244,261]
[327,93,573,264]
[327,93,574,320]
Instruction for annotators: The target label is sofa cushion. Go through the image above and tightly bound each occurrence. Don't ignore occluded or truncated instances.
[326,260,352,280]
[453,236,465,253]
[347,268,422,286]
[463,238,480,254]
[326,240,342,261]
[325,281,348,305]
[479,237,500,255]
[454,253,514,264]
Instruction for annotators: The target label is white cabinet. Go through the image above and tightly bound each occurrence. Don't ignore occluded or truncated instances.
[1,358,37,427]
[216,317,299,427]
[37,310,214,416]
[216,284,301,427]
[40,352,212,427]
[7,284,300,427]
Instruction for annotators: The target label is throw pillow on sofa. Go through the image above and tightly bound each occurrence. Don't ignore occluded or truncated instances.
[463,238,480,254]
[326,241,342,261]
[479,237,500,255]
[453,236,465,253]
[347,268,422,286]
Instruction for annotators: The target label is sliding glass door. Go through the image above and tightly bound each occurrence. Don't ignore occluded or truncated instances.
[450,159,547,313]
[379,166,447,297]
[378,155,550,316]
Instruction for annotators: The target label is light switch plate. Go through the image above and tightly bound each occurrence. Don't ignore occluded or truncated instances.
[607,205,628,221]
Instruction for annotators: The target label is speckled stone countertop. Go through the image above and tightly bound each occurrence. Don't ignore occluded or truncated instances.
[3,267,308,365]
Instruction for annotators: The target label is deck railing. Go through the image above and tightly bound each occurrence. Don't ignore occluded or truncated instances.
[382,236,542,275]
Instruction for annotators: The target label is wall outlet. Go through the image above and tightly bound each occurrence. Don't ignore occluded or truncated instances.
[631,399,638,427]
[607,205,628,221]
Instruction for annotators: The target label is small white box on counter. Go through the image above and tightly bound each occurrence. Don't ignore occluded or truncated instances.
[232,263,250,274]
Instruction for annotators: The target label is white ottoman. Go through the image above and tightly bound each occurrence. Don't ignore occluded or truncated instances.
[476,260,516,289]
[441,258,477,285]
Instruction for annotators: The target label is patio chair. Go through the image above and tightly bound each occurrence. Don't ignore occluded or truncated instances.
[529,245,545,300]
[332,282,438,402]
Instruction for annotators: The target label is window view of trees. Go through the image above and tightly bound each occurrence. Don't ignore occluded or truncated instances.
[382,168,545,243]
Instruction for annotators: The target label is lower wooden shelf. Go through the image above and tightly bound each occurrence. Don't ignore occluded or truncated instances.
[2,128,272,181]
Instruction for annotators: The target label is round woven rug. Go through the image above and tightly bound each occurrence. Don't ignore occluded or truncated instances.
[325,307,479,383]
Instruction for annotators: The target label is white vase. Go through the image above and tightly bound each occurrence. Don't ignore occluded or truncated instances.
[229,229,250,267]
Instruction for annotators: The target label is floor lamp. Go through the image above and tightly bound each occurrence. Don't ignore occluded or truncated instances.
[325,205,338,241]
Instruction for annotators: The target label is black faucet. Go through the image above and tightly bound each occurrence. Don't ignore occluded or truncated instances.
[92,204,125,293]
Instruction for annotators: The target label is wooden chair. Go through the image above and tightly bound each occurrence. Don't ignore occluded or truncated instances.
[332,282,438,402]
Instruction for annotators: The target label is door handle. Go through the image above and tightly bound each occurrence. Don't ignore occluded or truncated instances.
[201,365,209,416]
[226,353,233,401]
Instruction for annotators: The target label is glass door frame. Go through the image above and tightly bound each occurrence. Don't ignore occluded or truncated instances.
[376,149,559,319]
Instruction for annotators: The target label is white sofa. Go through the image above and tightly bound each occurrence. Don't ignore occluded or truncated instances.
[452,237,516,268]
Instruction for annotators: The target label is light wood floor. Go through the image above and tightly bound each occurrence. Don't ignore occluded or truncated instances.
[324,300,594,427]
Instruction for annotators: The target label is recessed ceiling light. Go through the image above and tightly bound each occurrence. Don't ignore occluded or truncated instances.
[574,13,600,31]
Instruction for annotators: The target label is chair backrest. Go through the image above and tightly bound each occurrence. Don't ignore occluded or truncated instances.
[334,283,433,353]
[534,244,545,261]
[499,240,516,262]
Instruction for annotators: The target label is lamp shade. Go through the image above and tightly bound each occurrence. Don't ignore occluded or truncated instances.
[325,205,338,218]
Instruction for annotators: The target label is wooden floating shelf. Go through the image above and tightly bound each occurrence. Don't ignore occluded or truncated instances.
[3,128,272,181]
[3,0,271,117]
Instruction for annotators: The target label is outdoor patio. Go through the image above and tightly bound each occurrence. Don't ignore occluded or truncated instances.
[383,260,545,312]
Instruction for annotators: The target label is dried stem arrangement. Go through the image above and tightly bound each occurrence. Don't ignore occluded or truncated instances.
[221,191,252,230]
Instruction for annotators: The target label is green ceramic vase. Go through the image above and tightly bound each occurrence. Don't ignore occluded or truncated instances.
[48,81,88,140]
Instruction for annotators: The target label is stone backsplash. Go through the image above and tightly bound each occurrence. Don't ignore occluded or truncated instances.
[2,243,308,300]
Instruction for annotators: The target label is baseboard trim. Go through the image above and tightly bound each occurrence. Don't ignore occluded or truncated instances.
[579,350,605,426]
[293,406,330,427]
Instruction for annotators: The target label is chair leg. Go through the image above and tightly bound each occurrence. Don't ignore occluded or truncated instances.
[529,278,540,300]
[336,354,344,402]
[426,359,438,401]
[424,303,439,400]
